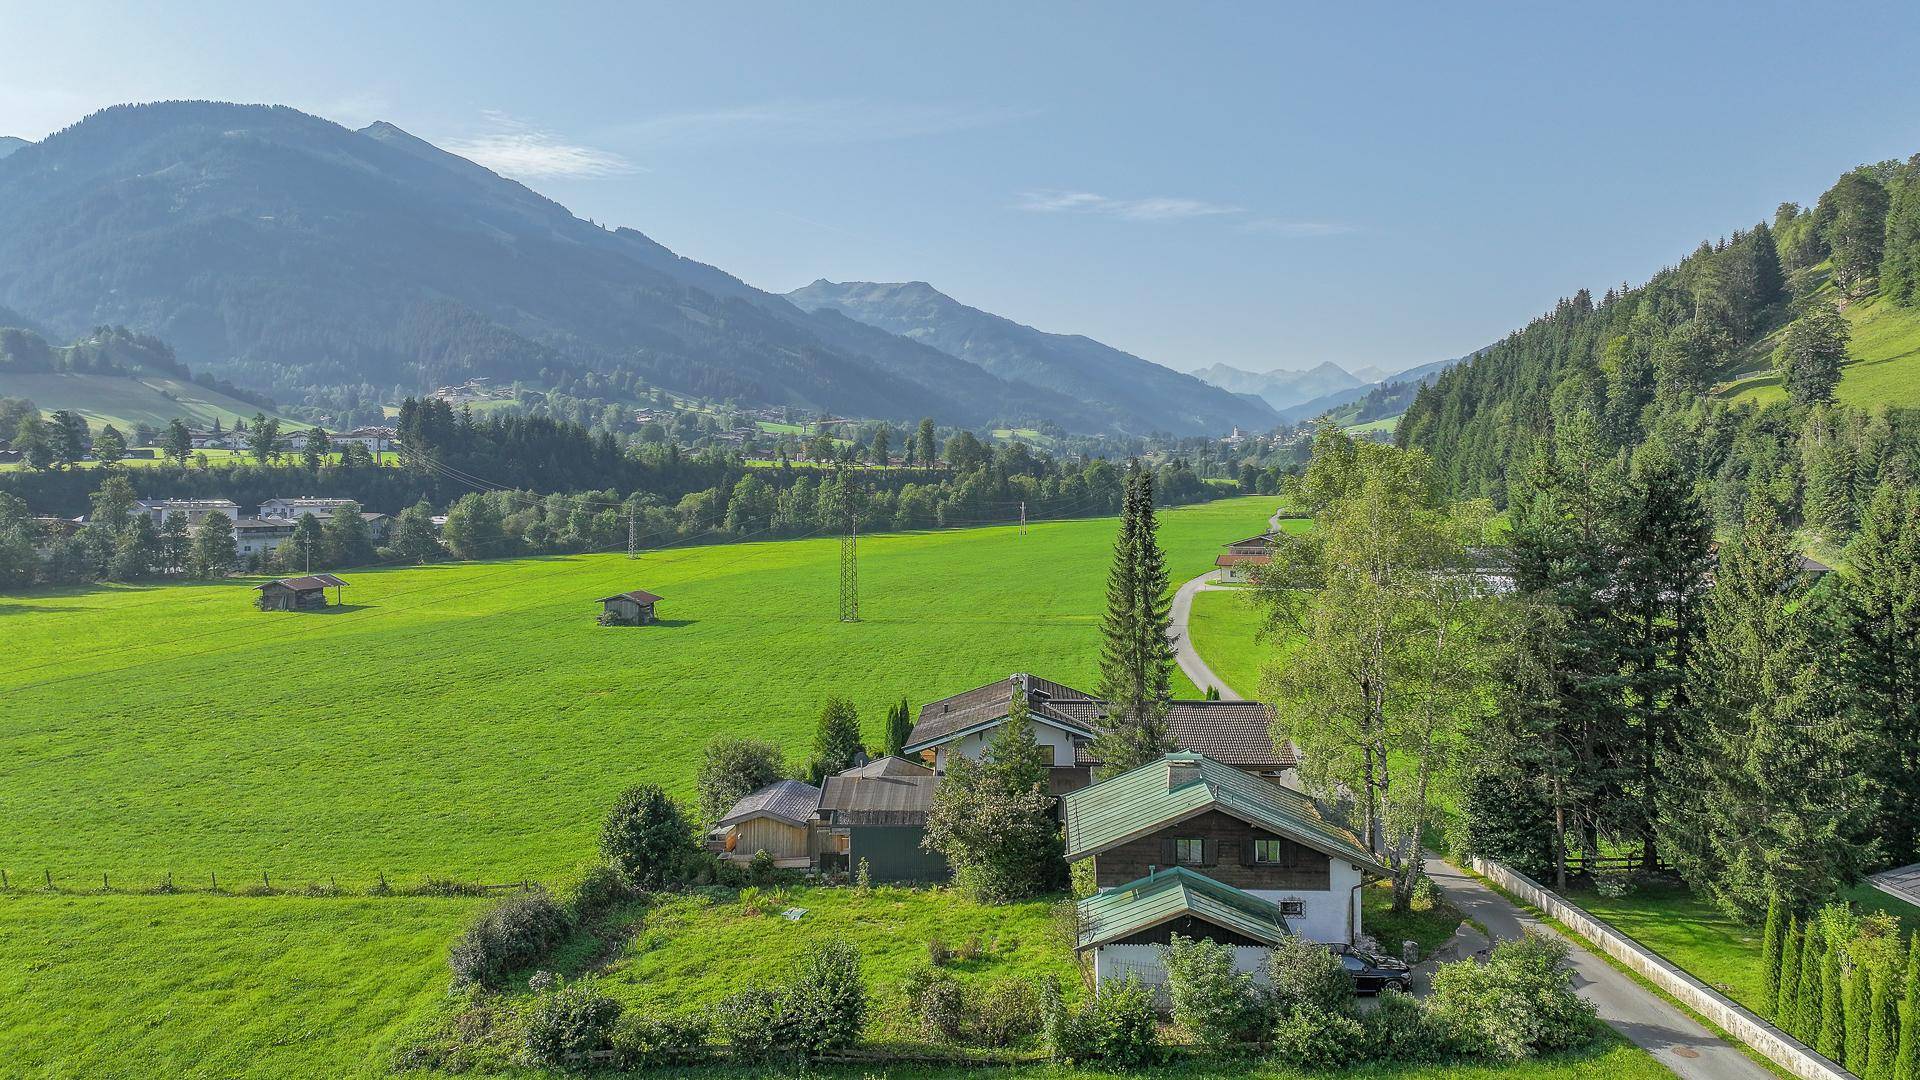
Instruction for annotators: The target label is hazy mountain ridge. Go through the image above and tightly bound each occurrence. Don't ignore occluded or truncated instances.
[0,102,1145,433]
[1186,360,1363,412]
[785,279,1277,435]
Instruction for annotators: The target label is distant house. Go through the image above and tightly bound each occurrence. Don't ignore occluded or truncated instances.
[815,756,949,883]
[902,674,1298,794]
[232,517,296,558]
[254,573,349,611]
[1214,532,1278,582]
[258,497,357,522]
[597,589,662,626]
[1065,753,1387,991]
[709,779,821,869]
[360,512,393,541]
[333,427,397,454]
[136,498,240,528]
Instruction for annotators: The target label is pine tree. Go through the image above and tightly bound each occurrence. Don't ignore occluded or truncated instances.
[1836,481,1920,865]
[1882,155,1920,307]
[1821,944,1846,1061]
[1895,933,1920,1080]
[1762,897,1786,1017]
[1091,462,1174,773]
[1851,957,1874,1072]
[1778,916,1805,1024]
[806,698,863,782]
[1777,307,1851,407]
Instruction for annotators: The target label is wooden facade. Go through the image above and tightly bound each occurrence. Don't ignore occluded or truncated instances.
[724,816,810,861]
[598,589,661,626]
[1092,809,1332,892]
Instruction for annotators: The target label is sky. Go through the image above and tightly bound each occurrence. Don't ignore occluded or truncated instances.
[5,2,1920,378]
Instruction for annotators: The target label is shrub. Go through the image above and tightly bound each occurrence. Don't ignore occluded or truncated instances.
[1361,988,1440,1064]
[1266,936,1354,1018]
[449,891,570,987]
[1428,932,1596,1062]
[1044,975,1159,1068]
[971,978,1043,1048]
[600,784,697,888]
[710,986,784,1061]
[1269,1004,1366,1071]
[551,861,635,926]
[779,939,867,1054]
[695,736,787,825]
[956,934,984,961]
[523,977,622,1068]
[854,857,873,894]
[746,848,780,885]
[611,1010,709,1069]
[1162,934,1267,1050]
[928,937,952,966]
[902,964,968,1042]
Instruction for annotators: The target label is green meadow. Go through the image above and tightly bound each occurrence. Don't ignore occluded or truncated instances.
[1721,290,1920,409]
[1187,587,1271,699]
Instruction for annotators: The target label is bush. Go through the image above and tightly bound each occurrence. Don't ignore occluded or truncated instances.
[927,937,952,966]
[695,736,787,824]
[1428,932,1595,1062]
[600,784,697,888]
[551,861,635,926]
[1162,934,1267,1050]
[902,964,968,1042]
[1269,1004,1366,1071]
[779,939,867,1053]
[971,978,1043,1048]
[449,891,570,987]
[1361,988,1440,1064]
[523,977,622,1068]
[1044,975,1159,1068]
[710,986,784,1061]
[611,1010,709,1069]
[1266,936,1354,1018]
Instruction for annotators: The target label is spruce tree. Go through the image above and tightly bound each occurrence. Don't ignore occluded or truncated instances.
[1821,944,1846,1062]
[1778,916,1804,1024]
[1762,897,1786,1017]
[1836,482,1920,865]
[1091,462,1174,773]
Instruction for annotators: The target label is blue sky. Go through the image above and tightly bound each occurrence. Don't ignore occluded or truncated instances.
[5,2,1920,377]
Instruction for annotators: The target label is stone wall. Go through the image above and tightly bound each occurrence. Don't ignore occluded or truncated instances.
[1470,857,1853,1080]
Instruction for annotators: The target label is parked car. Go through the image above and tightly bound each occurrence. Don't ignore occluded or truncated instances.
[1330,944,1413,994]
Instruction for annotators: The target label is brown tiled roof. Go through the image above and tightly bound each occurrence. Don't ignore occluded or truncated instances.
[1165,702,1296,768]
[1225,533,1279,548]
[1215,553,1271,567]
[906,674,1096,749]
[255,574,349,591]
[598,589,662,604]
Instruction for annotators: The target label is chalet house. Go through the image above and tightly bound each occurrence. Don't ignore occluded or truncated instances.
[136,498,240,528]
[254,573,349,611]
[332,427,397,453]
[232,517,295,558]
[901,674,1297,794]
[1063,752,1386,991]
[1214,532,1277,582]
[708,779,821,869]
[815,756,949,883]
[361,512,393,541]
[597,589,662,626]
[258,497,357,522]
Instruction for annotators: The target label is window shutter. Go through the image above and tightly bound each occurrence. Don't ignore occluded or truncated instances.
[1202,838,1217,867]
[1242,836,1256,866]
[1160,838,1176,867]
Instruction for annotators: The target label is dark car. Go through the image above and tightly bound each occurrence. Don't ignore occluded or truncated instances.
[1330,944,1413,994]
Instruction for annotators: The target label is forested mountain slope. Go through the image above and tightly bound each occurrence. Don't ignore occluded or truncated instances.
[1398,151,1920,538]
[0,102,1143,434]
[785,279,1278,434]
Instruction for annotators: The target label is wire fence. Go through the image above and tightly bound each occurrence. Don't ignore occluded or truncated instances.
[1,867,542,899]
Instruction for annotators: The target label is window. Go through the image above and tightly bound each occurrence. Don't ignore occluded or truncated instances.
[1277,899,1306,917]
[1252,839,1287,865]
[1173,838,1205,865]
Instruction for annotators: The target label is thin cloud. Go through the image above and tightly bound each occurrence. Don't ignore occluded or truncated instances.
[1241,218,1356,236]
[614,99,1035,148]
[1015,190,1244,222]
[443,111,637,179]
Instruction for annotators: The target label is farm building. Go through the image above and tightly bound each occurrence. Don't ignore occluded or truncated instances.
[708,779,821,868]
[136,498,240,527]
[254,573,349,611]
[1213,532,1277,582]
[258,497,358,521]
[1064,752,1387,991]
[815,756,949,883]
[232,517,296,558]
[597,589,662,626]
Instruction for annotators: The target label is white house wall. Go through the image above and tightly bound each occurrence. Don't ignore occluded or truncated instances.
[1245,858,1364,944]
[940,719,1077,769]
[1094,943,1272,999]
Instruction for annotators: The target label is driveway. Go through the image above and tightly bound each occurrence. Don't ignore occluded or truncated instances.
[1168,569,1241,699]
[1423,858,1774,1080]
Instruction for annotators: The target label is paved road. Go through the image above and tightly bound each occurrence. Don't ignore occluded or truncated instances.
[1169,569,1241,700]
[1423,858,1772,1080]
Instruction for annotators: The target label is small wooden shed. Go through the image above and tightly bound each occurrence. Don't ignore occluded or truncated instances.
[255,573,349,611]
[597,589,662,626]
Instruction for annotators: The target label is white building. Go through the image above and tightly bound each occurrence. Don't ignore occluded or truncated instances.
[258,497,358,522]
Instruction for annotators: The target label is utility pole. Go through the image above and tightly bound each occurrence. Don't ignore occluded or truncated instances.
[626,508,637,559]
[839,513,859,623]
[1019,500,1027,536]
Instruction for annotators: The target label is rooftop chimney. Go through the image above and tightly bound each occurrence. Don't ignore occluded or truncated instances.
[1168,758,1201,791]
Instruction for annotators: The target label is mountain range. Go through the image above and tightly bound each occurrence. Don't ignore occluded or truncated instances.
[0,102,1269,437]
[786,281,1276,435]
[1189,353,1471,423]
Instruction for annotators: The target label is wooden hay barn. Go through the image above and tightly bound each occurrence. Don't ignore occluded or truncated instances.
[597,589,662,626]
[255,573,349,611]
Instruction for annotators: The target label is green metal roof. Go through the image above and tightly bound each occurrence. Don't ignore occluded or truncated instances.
[1075,866,1291,950]
[1061,752,1385,873]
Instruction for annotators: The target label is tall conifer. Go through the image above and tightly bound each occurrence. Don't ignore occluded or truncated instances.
[1092,462,1174,772]
[1821,944,1847,1061]
[1762,897,1787,1017]
[1778,916,1804,1024]
[1851,957,1874,1071]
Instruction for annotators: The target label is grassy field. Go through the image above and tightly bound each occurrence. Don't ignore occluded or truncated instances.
[1343,414,1402,435]
[1187,587,1269,698]
[1,497,1271,885]
[0,448,403,472]
[1721,291,1920,410]
[0,370,292,431]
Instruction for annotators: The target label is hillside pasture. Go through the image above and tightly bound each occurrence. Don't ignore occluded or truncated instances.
[0,370,290,432]
[1721,291,1920,409]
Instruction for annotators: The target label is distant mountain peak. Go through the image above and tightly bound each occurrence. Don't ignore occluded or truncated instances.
[0,136,27,161]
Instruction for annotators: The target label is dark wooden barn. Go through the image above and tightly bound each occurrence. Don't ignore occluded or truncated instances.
[255,573,349,611]
[597,589,662,626]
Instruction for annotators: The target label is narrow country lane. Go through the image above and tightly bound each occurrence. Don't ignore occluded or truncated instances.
[1169,569,1241,700]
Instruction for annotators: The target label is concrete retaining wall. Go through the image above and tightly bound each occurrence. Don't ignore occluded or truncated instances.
[1470,857,1853,1080]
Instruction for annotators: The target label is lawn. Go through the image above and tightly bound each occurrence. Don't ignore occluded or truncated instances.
[0,370,294,431]
[0,496,1273,886]
[1721,291,1920,410]
[1187,587,1270,699]
[0,892,484,1079]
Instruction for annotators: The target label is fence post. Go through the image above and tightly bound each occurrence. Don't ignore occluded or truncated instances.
[44,870,52,889]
